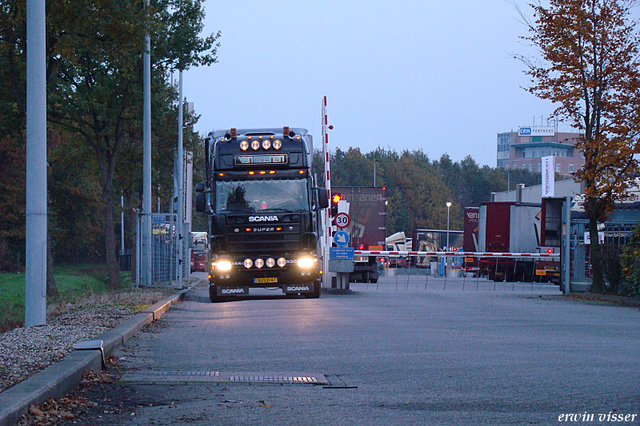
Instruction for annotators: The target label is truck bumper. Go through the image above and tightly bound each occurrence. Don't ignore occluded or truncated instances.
[208,254,321,297]
[211,282,319,297]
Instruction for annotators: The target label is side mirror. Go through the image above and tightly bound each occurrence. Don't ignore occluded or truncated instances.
[315,188,329,210]
[195,192,207,212]
[195,182,205,193]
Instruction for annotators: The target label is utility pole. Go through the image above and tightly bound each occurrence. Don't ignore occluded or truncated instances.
[25,0,47,327]
[373,162,376,187]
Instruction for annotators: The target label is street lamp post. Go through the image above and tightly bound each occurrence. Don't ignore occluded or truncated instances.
[446,202,452,249]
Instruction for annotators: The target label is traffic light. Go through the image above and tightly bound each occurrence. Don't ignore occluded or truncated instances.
[330,193,342,218]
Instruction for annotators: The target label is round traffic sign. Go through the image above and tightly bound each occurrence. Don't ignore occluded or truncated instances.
[334,212,350,228]
[333,230,350,246]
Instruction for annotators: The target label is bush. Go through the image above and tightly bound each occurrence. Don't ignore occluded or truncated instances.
[601,243,623,294]
[619,222,640,296]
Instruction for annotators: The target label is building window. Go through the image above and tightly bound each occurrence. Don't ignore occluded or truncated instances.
[556,164,561,173]
[569,164,574,173]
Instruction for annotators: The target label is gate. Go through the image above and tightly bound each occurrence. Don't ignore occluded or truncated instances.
[570,219,591,292]
[570,218,636,292]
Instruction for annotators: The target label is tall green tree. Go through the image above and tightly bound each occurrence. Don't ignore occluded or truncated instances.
[0,0,26,271]
[520,0,640,292]
[46,0,219,288]
[331,147,376,187]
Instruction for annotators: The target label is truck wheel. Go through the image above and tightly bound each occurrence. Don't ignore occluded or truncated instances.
[305,284,320,299]
[209,285,222,303]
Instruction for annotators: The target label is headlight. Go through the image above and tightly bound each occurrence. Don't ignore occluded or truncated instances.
[215,260,232,271]
[240,141,249,151]
[273,140,282,150]
[266,258,275,268]
[277,257,287,267]
[297,257,316,269]
[255,258,264,268]
[243,259,253,268]
[262,139,271,150]
[251,140,260,150]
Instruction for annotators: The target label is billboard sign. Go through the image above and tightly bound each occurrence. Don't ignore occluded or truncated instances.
[542,156,555,197]
[518,127,555,137]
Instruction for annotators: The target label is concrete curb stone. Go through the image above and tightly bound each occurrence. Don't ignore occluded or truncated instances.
[0,286,191,426]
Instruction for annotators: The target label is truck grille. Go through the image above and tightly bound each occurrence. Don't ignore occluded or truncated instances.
[227,225,301,253]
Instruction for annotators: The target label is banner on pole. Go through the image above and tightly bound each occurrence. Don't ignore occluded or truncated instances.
[542,156,555,198]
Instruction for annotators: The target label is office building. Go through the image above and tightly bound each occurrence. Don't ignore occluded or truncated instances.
[497,126,584,176]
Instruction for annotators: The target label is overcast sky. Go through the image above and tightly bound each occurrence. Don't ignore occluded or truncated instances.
[183,0,565,167]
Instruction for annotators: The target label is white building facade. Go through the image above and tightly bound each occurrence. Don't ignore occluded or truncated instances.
[497,126,584,177]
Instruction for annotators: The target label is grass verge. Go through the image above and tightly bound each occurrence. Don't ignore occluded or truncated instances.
[0,265,143,333]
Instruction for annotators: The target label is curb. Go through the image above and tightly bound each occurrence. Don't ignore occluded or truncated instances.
[0,287,190,426]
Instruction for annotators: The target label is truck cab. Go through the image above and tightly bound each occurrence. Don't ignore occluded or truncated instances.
[196,127,329,301]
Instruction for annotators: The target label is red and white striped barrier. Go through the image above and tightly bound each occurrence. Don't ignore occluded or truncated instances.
[354,251,559,259]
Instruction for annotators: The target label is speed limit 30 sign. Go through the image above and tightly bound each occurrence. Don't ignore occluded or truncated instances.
[334,212,350,229]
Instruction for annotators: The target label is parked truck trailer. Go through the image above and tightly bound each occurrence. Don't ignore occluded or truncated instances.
[331,186,387,283]
[472,200,562,283]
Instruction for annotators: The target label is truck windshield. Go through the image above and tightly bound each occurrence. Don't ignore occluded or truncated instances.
[215,179,309,213]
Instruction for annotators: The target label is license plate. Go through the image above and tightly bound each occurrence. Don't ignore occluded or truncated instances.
[255,277,278,284]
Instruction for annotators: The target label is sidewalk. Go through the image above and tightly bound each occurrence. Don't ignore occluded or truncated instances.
[0,287,189,426]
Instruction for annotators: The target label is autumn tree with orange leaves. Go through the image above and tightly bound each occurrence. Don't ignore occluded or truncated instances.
[519,0,640,292]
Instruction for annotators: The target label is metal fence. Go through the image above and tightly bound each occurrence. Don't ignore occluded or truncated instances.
[569,219,637,292]
[136,212,190,287]
[357,265,562,294]
[353,251,562,293]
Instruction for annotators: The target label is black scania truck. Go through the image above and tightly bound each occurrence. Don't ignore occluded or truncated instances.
[195,127,329,302]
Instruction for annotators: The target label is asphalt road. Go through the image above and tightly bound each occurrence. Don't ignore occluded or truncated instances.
[72,279,640,426]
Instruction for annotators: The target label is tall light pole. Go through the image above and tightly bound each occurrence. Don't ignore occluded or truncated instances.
[142,0,152,286]
[446,202,452,249]
[176,69,184,286]
[25,0,47,326]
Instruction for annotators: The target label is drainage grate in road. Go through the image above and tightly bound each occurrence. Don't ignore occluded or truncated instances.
[120,371,328,385]
[228,375,321,384]
[141,370,220,377]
